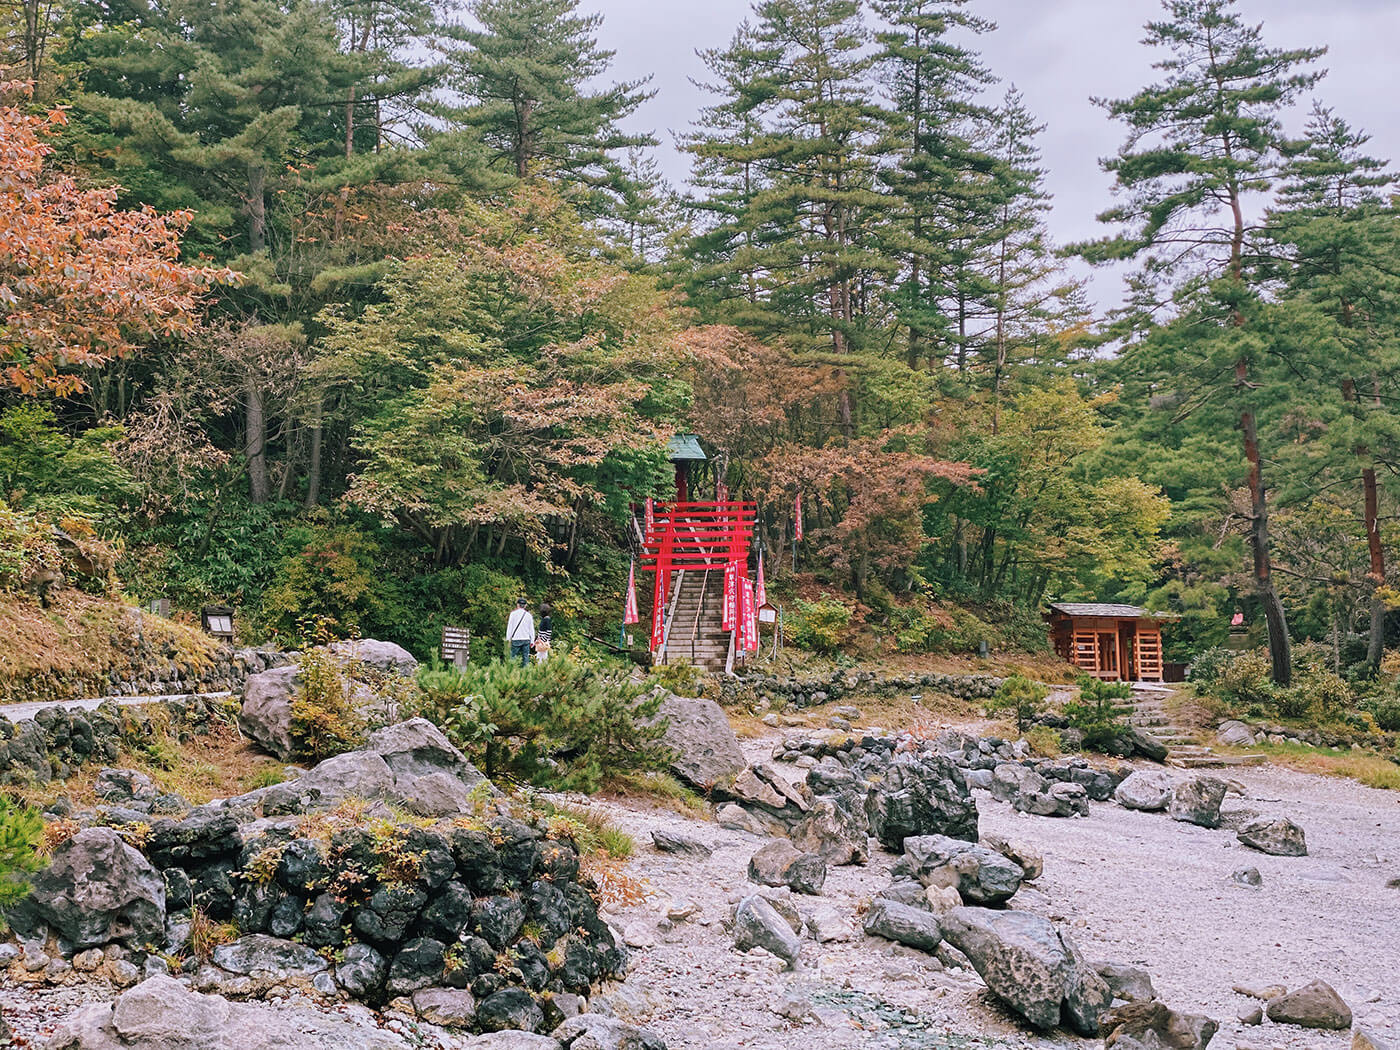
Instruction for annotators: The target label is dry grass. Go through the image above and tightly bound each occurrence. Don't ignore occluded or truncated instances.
[1229,740,1400,792]
[6,717,286,812]
[0,591,220,686]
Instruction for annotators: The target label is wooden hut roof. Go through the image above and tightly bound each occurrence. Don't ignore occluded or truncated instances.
[1048,602,1168,619]
[666,434,706,461]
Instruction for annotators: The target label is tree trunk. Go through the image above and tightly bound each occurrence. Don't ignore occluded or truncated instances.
[1239,396,1291,684]
[304,404,323,510]
[247,165,267,253]
[245,376,269,504]
[1364,465,1385,670]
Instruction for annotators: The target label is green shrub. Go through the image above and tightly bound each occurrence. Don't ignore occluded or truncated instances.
[414,655,675,792]
[1023,725,1062,757]
[289,649,367,762]
[1064,675,1134,754]
[986,675,1047,733]
[1212,650,1276,708]
[1365,698,1400,732]
[1186,646,1236,686]
[790,596,853,654]
[652,662,702,697]
[260,525,395,647]
[0,799,44,910]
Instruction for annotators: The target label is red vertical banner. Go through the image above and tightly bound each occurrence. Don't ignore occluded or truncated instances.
[623,560,639,625]
[794,494,804,542]
[755,553,767,609]
[644,497,655,537]
[722,560,736,631]
[650,568,666,652]
[740,577,759,653]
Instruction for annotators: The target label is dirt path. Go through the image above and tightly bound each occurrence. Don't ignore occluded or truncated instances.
[576,735,1400,1050]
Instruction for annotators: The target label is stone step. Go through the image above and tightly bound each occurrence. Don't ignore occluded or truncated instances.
[1169,753,1268,769]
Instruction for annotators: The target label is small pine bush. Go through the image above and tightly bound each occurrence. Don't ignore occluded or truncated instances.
[0,798,45,910]
[986,675,1047,733]
[415,655,674,791]
[1065,675,1134,754]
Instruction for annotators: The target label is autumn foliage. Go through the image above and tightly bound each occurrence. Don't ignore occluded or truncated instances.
[0,85,233,395]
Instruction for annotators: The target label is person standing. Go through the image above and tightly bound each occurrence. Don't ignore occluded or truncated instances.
[506,598,534,667]
[534,603,553,663]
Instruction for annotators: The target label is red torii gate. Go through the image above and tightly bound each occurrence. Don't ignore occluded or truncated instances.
[638,500,757,656]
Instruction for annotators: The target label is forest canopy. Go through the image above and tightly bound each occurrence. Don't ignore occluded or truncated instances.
[2,0,1397,686]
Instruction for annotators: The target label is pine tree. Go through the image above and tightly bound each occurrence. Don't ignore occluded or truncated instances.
[1077,0,1326,685]
[441,0,656,215]
[1267,105,1400,670]
[872,0,999,372]
[685,0,890,438]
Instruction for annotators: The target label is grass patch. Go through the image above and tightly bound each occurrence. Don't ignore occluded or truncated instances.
[600,771,707,816]
[5,715,287,812]
[1229,740,1400,791]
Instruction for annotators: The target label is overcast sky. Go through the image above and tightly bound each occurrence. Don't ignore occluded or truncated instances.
[584,0,1400,312]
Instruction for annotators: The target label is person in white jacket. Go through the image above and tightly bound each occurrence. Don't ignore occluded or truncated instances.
[505,598,535,667]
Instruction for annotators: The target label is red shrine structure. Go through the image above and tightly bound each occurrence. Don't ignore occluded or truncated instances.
[638,436,759,672]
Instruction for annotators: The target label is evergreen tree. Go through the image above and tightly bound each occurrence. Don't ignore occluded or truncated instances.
[685,0,890,439]
[872,0,999,372]
[441,0,656,213]
[1077,0,1326,685]
[1267,105,1400,670]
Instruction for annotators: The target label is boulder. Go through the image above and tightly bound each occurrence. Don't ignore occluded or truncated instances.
[1238,817,1307,857]
[366,719,484,786]
[714,803,786,838]
[1101,1000,1218,1050]
[1016,781,1089,819]
[94,769,156,805]
[145,810,242,868]
[649,830,712,858]
[939,907,1110,1035]
[326,639,418,676]
[940,907,1070,1030]
[335,943,388,999]
[981,834,1043,881]
[551,1014,667,1050]
[864,752,978,851]
[650,694,745,791]
[238,666,302,762]
[296,751,397,806]
[747,840,827,895]
[732,895,801,969]
[42,975,408,1050]
[469,1036,560,1050]
[211,935,328,979]
[394,771,477,818]
[1114,770,1175,811]
[1216,720,1257,747]
[1168,776,1228,828]
[989,763,1046,805]
[1126,726,1169,763]
[861,899,942,952]
[747,839,802,887]
[28,828,166,950]
[1095,961,1158,1003]
[1265,980,1352,1030]
[789,797,869,865]
[1230,867,1263,887]
[411,987,476,1028]
[902,834,1023,905]
[476,987,544,1033]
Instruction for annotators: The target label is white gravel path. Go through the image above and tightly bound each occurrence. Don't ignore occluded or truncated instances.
[579,736,1400,1050]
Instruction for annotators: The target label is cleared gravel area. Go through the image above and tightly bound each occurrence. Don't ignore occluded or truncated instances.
[584,738,1400,1050]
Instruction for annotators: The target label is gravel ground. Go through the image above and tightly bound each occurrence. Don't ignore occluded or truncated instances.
[3,727,1396,1050]
[581,735,1400,1050]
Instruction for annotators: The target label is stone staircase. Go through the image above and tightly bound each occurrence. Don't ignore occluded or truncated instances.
[659,570,730,673]
[1128,686,1266,769]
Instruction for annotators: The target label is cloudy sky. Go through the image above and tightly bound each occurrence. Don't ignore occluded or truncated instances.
[583,0,1400,310]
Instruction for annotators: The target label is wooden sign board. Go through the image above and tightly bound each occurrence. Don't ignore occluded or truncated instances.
[757,603,777,624]
[441,626,471,668]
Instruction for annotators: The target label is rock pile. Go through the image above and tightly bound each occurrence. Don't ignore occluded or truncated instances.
[0,696,234,788]
[11,720,629,1040]
[724,669,1003,711]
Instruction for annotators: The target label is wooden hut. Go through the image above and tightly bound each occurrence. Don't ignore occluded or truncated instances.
[1047,603,1170,683]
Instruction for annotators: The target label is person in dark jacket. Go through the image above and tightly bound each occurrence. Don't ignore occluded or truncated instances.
[534,604,553,663]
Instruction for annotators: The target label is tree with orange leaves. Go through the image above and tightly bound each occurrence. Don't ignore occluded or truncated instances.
[0,85,235,397]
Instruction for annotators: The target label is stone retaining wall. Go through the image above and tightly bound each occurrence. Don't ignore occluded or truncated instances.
[722,669,1004,709]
